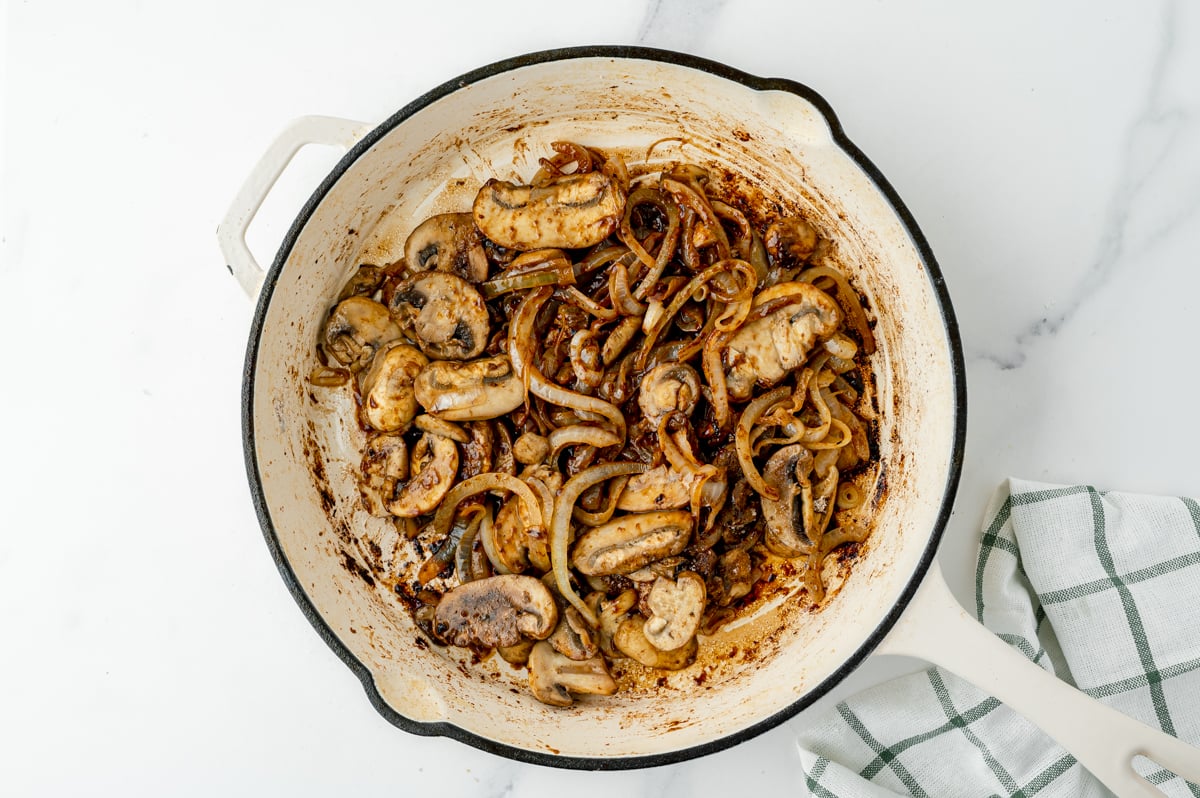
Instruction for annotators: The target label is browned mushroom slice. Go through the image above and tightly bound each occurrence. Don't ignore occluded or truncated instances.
[413,355,524,421]
[496,638,535,668]
[616,464,697,512]
[433,574,558,649]
[472,171,625,251]
[761,444,816,557]
[723,283,842,400]
[322,296,404,370]
[613,615,698,670]
[637,362,701,424]
[716,549,755,604]
[389,271,490,360]
[359,342,428,432]
[489,493,550,574]
[512,432,551,466]
[404,212,489,283]
[764,216,819,267]
[527,641,618,707]
[384,432,459,517]
[547,605,600,661]
[642,572,706,652]
[571,510,692,576]
[359,433,408,517]
[588,589,638,659]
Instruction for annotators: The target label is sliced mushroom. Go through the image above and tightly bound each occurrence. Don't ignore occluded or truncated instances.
[548,605,600,661]
[458,421,494,480]
[642,572,706,652]
[497,638,535,668]
[359,433,408,517]
[359,342,428,432]
[472,171,625,251]
[322,296,404,370]
[337,265,385,301]
[716,549,755,604]
[389,272,489,360]
[613,615,698,670]
[571,510,693,576]
[761,444,815,557]
[413,355,524,421]
[490,493,551,574]
[432,574,558,649]
[385,432,459,517]
[616,464,697,512]
[404,212,489,283]
[587,589,637,659]
[512,432,551,466]
[637,362,701,424]
[527,640,618,707]
[723,283,842,400]
[764,216,819,267]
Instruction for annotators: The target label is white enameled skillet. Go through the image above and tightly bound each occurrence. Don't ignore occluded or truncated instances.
[220,47,1198,794]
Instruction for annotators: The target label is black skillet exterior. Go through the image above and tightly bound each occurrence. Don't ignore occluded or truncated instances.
[241,45,967,770]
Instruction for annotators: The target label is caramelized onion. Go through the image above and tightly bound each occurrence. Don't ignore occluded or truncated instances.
[735,385,792,500]
[510,288,626,443]
[550,462,649,626]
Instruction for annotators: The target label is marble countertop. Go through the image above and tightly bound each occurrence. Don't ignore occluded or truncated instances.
[4,1,1198,795]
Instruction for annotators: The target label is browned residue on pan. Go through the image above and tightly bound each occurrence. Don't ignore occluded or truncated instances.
[294,123,894,720]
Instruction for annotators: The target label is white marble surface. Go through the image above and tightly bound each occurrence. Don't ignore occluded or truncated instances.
[3,1,1199,794]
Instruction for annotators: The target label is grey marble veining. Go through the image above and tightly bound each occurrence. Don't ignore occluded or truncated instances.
[974,0,1200,371]
[636,0,726,50]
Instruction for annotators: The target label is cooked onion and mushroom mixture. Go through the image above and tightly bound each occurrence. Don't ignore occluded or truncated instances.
[316,142,877,706]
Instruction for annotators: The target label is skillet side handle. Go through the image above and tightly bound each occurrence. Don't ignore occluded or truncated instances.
[877,561,1200,798]
[218,115,370,300]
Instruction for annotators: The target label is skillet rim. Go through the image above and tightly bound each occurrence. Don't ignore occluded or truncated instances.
[240,44,967,770]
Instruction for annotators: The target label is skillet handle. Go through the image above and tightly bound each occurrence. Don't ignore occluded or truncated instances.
[876,561,1200,796]
[218,115,371,300]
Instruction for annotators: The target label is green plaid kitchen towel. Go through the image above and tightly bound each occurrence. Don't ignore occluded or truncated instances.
[797,479,1200,797]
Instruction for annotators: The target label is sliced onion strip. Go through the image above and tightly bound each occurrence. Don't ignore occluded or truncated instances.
[735,385,792,500]
[551,462,649,626]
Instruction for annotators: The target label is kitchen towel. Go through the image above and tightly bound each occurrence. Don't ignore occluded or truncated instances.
[797,479,1200,797]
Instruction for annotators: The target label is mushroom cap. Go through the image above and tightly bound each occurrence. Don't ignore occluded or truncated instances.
[512,432,551,466]
[616,464,696,512]
[384,432,459,517]
[433,574,558,649]
[490,493,550,574]
[358,433,409,517]
[613,615,698,670]
[413,355,524,421]
[527,641,618,707]
[389,271,490,360]
[637,362,701,423]
[322,296,404,368]
[472,172,625,251]
[590,589,638,659]
[359,341,428,432]
[642,572,706,652]
[548,605,600,661]
[761,443,815,557]
[764,216,819,267]
[571,510,693,576]
[723,283,842,400]
[404,212,489,283]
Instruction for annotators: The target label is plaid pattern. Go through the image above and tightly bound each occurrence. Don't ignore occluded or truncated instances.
[796,479,1200,797]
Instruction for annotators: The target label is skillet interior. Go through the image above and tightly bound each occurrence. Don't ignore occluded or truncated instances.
[244,47,963,766]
